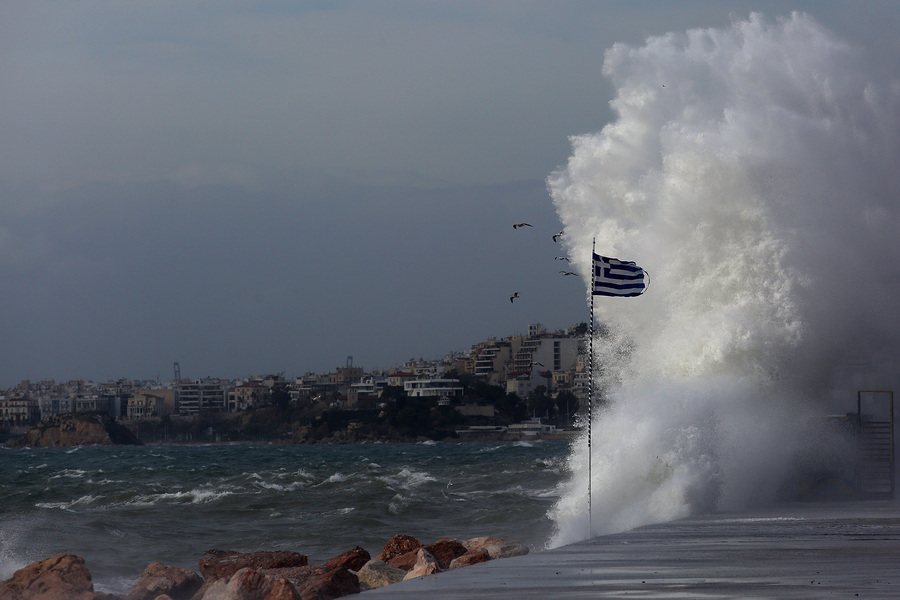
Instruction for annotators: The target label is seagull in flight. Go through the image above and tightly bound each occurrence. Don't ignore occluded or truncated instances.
[510,292,519,303]
[513,223,533,229]
[555,256,570,262]
[552,230,564,242]
[559,271,577,276]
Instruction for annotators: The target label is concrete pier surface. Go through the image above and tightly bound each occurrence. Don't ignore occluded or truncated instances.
[363,500,900,598]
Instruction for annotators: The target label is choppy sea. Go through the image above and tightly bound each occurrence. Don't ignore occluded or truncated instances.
[0,440,570,595]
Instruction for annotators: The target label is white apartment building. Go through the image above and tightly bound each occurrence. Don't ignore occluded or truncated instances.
[404,378,464,400]
[176,379,228,414]
[506,336,580,397]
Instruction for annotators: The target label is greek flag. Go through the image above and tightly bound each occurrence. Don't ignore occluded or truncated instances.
[593,253,646,297]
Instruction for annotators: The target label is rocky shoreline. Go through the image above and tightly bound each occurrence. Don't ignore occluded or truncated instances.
[0,533,529,600]
[4,412,577,447]
[5,413,142,448]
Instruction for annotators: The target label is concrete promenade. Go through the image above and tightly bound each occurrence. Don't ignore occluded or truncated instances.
[363,500,900,599]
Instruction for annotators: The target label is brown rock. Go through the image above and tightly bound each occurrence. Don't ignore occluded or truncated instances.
[256,566,321,584]
[9,414,142,447]
[401,549,439,581]
[188,578,215,600]
[198,551,307,583]
[449,548,491,569]
[462,536,504,551]
[383,549,419,572]
[322,547,369,573]
[224,568,272,600]
[125,562,203,600]
[354,560,405,590]
[485,540,529,559]
[422,538,467,570]
[262,578,299,600]
[292,568,358,600]
[0,553,95,600]
[374,534,421,563]
[463,536,529,559]
[194,579,227,600]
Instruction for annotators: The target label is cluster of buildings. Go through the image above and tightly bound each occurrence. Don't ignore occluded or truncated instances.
[0,322,589,428]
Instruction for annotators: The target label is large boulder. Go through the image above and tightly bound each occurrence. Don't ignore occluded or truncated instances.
[449,548,491,569]
[463,536,529,559]
[383,550,419,572]
[9,414,142,447]
[401,550,439,581]
[125,562,203,600]
[222,568,271,600]
[291,568,358,600]
[196,568,299,600]
[0,554,96,600]
[353,560,405,590]
[322,547,369,573]
[198,551,308,583]
[261,578,299,600]
[422,539,467,570]
[374,535,420,563]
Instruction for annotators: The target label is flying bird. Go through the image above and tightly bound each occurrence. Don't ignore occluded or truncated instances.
[559,271,577,276]
[512,223,533,229]
[552,230,564,242]
[509,292,519,303]
[555,256,570,262]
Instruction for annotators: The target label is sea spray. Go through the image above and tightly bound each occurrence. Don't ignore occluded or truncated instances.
[547,12,900,546]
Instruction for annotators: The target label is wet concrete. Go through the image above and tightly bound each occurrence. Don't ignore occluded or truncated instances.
[362,501,900,598]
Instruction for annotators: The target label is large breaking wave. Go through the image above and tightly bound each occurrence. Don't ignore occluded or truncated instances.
[547,12,900,545]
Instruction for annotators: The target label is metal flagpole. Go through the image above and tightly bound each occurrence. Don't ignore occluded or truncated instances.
[588,237,595,535]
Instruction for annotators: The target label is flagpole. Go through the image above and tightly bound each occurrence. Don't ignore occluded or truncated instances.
[588,237,595,536]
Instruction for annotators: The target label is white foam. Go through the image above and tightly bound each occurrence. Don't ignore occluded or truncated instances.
[124,487,236,506]
[547,12,900,546]
[35,494,100,511]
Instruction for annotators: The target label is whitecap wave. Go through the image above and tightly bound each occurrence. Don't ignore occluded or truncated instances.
[35,494,100,511]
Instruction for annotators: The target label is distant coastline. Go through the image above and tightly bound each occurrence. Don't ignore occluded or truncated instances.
[5,408,581,448]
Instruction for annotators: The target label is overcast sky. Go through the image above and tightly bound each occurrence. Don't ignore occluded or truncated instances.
[2,1,898,386]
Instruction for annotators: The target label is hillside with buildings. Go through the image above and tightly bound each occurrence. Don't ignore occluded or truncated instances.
[1,322,590,444]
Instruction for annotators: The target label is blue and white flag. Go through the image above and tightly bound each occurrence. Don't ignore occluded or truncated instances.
[593,253,647,297]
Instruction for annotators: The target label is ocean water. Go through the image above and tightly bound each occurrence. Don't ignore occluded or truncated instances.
[0,440,569,595]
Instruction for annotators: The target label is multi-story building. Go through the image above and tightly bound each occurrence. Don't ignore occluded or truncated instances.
[176,378,228,414]
[505,330,580,398]
[452,353,476,376]
[37,397,75,420]
[227,382,270,412]
[386,372,416,388]
[474,341,515,386]
[127,392,168,420]
[347,377,386,409]
[332,366,364,386]
[75,395,113,416]
[404,378,464,402]
[0,397,40,425]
